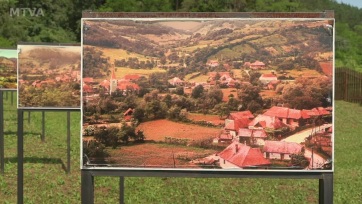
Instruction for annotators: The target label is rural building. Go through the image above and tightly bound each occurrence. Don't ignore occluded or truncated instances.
[123,108,134,121]
[263,106,310,128]
[224,118,251,137]
[218,142,271,169]
[228,111,254,120]
[263,140,304,160]
[259,73,278,85]
[207,60,219,67]
[248,114,287,130]
[237,128,267,145]
[168,77,184,86]
[250,61,266,69]
[124,74,141,81]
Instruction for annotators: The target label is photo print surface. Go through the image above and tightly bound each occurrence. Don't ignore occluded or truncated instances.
[0,49,17,90]
[82,18,334,171]
[18,44,81,108]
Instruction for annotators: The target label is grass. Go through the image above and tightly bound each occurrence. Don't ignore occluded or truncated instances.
[1,90,362,203]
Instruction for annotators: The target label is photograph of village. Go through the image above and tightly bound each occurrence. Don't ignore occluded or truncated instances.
[18,45,81,108]
[82,18,333,171]
[0,49,17,90]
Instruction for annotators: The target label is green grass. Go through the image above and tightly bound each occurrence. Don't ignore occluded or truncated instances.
[1,91,362,203]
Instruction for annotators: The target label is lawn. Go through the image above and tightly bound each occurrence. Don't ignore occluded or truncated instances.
[1,91,362,203]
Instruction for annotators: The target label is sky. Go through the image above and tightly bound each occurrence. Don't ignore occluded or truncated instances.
[337,0,362,9]
[0,49,17,58]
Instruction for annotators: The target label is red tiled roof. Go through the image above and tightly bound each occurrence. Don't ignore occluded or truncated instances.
[260,74,277,78]
[83,84,93,93]
[249,114,287,129]
[251,61,265,66]
[100,80,110,88]
[83,77,94,83]
[219,133,233,140]
[219,142,271,167]
[225,118,250,131]
[237,128,267,138]
[319,61,332,76]
[263,140,303,154]
[264,106,310,120]
[124,74,140,81]
[117,81,140,90]
[229,111,254,120]
[123,108,133,116]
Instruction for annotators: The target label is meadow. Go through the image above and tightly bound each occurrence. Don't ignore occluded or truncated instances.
[0,92,361,203]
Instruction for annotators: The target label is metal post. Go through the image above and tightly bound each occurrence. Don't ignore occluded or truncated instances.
[119,177,125,204]
[41,111,45,142]
[67,111,70,174]
[319,173,333,204]
[17,109,24,204]
[0,90,4,174]
[81,170,94,204]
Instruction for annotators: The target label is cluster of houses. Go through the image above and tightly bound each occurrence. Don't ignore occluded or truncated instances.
[20,70,80,88]
[211,106,332,169]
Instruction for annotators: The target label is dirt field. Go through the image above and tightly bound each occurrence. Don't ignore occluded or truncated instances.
[136,119,221,141]
[107,143,218,168]
[187,113,225,126]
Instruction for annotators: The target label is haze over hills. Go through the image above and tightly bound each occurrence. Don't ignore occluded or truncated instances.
[84,19,333,71]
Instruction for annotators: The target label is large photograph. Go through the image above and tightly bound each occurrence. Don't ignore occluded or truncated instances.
[18,44,81,108]
[0,49,17,90]
[82,18,334,171]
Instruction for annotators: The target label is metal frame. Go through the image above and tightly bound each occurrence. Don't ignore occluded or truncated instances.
[17,108,79,203]
[0,89,16,174]
[80,11,335,204]
[81,169,333,204]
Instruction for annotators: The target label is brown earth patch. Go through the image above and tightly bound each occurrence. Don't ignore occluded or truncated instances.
[136,119,221,141]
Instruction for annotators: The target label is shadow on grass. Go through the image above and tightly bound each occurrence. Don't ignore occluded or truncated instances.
[4,131,41,136]
[5,156,68,173]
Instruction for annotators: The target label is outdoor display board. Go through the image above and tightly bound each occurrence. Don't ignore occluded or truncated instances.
[0,48,17,90]
[81,16,334,172]
[17,44,81,109]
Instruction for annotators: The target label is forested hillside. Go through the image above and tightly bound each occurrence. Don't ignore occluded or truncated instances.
[0,0,361,71]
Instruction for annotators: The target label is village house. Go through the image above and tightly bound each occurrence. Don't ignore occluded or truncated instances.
[213,130,233,144]
[228,110,254,120]
[224,118,251,138]
[248,114,287,130]
[168,77,184,86]
[207,60,219,67]
[217,142,271,169]
[263,140,304,160]
[237,128,267,145]
[250,60,266,69]
[263,106,310,129]
[259,73,278,85]
[123,108,134,121]
[124,74,141,81]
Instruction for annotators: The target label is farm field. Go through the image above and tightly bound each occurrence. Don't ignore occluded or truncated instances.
[187,113,225,125]
[0,95,362,203]
[114,66,166,79]
[136,119,221,141]
[107,143,217,168]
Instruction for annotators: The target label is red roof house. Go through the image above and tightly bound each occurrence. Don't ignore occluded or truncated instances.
[259,74,278,85]
[249,114,287,130]
[250,61,265,69]
[218,142,271,168]
[228,111,254,120]
[124,74,140,81]
[263,106,310,128]
[263,140,304,160]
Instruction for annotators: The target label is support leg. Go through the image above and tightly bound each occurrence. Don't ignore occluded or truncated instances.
[17,110,24,204]
[120,177,125,204]
[319,173,333,204]
[0,91,4,174]
[81,170,94,204]
[67,111,70,174]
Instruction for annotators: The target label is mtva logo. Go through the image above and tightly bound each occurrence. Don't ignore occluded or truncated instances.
[9,8,45,17]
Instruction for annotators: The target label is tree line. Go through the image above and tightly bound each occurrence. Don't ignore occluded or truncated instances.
[0,0,361,71]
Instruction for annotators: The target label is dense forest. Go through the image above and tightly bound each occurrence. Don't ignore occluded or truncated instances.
[0,0,361,71]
